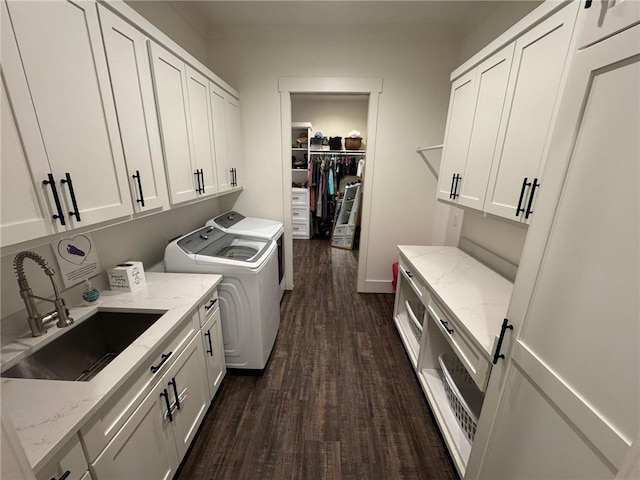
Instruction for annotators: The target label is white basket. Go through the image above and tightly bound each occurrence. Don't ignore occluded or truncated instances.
[438,352,484,442]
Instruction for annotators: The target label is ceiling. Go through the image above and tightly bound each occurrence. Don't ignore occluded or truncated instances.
[167,1,512,38]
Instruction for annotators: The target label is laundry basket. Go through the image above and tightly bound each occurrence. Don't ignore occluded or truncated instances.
[438,352,484,442]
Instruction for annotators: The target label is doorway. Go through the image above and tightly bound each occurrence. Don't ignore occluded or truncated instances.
[278,77,383,292]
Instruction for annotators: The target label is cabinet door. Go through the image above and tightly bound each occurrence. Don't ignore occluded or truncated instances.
[457,44,514,210]
[165,334,209,460]
[226,95,243,188]
[6,0,133,229]
[91,381,179,480]
[201,308,226,401]
[98,5,169,214]
[483,2,578,222]
[0,8,54,246]
[149,43,197,204]
[185,66,218,196]
[470,25,639,479]
[36,434,87,480]
[209,82,232,193]
[437,71,476,202]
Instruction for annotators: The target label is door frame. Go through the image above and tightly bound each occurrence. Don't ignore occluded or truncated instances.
[278,77,383,292]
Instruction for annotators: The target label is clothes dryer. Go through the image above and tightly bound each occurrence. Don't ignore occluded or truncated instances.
[207,211,285,300]
[165,226,280,370]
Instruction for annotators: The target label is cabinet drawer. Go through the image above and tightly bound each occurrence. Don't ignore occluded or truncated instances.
[36,434,87,480]
[80,310,199,461]
[291,188,309,205]
[428,296,491,391]
[198,290,219,327]
[333,225,347,236]
[291,206,309,221]
[291,221,309,237]
[398,257,428,301]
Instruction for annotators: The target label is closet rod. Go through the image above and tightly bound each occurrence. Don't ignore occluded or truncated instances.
[416,144,443,153]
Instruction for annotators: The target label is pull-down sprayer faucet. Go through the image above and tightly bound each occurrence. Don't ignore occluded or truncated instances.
[13,251,74,337]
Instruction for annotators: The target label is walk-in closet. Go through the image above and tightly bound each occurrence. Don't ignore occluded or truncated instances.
[290,94,368,252]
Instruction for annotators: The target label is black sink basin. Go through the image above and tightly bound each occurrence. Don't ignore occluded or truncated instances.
[2,310,165,382]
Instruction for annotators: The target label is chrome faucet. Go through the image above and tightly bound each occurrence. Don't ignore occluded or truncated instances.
[13,251,73,337]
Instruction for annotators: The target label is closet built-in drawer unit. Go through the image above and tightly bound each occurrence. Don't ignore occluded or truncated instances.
[291,187,310,239]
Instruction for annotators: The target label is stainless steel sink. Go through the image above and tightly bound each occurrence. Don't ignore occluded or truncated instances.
[1,310,165,382]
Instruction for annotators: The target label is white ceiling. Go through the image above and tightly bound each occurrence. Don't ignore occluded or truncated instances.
[167,1,512,38]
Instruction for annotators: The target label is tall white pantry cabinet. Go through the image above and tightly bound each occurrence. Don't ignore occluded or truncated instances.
[434,1,639,478]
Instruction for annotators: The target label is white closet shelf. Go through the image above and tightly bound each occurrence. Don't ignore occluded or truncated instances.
[309,149,366,155]
[416,144,443,153]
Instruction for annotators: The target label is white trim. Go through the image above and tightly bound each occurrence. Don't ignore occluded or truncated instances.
[364,279,394,294]
[279,77,383,292]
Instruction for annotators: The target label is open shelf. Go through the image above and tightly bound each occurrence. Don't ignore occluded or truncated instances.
[393,311,419,370]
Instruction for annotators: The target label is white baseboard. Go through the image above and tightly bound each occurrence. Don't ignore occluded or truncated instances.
[361,279,394,294]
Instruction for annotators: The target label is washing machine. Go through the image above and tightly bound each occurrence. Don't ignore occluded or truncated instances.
[207,211,285,300]
[164,225,280,370]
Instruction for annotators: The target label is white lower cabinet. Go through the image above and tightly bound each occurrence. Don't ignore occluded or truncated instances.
[36,434,90,480]
[90,334,208,479]
[201,307,226,401]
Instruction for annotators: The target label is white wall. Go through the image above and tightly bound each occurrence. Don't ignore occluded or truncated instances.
[124,0,210,67]
[292,95,368,147]
[207,26,461,289]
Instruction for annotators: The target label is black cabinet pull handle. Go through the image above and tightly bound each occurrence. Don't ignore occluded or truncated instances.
[493,318,514,364]
[199,169,205,194]
[160,388,173,422]
[150,351,172,373]
[205,298,217,311]
[230,167,237,187]
[440,319,454,335]
[195,170,202,194]
[50,470,71,480]
[132,170,145,207]
[43,174,66,226]
[168,377,180,411]
[449,173,456,199]
[204,329,213,355]
[453,174,462,199]
[404,269,413,279]
[584,0,592,8]
[60,173,81,221]
[524,178,540,219]
[516,177,532,217]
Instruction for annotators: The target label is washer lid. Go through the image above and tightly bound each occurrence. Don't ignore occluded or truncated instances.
[176,226,271,265]
[207,211,283,239]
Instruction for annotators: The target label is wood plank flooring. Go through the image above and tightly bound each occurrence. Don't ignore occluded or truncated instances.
[176,239,458,479]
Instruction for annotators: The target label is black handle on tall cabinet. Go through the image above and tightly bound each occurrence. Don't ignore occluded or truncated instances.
[516,177,531,217]
[132,170,145,207]
[61,173,81,221]
[524,178,540,219]
[168,377,180,411]
[160,389,173,422]
[50,470,71,480]
[204,330,213,355]
[42,174,66,226]
[493,318,514,364]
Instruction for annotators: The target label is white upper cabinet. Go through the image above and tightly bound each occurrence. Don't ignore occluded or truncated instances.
[98,5,169,214]
[4,0,133,232]
[210,82,243,193]
[149,42,198,205]
[185,65,219,196]
[483,2,579,222]
[0,3,53,246]
[437,44,514,209]
[225,95,244,190]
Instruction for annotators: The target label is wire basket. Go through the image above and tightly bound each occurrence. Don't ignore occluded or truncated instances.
[438,352,484,442]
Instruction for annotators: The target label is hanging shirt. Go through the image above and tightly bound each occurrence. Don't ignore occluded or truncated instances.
[357,159,365,177]
[328,167,335,195]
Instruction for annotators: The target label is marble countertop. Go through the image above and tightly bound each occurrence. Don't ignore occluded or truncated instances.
[398,246,513,357]
[1,272,222,472]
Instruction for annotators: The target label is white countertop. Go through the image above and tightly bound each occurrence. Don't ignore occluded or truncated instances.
[398,246,513,357]
[1,272,222,472]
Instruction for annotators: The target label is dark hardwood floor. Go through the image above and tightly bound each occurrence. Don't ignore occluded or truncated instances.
[176,239,458,479]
